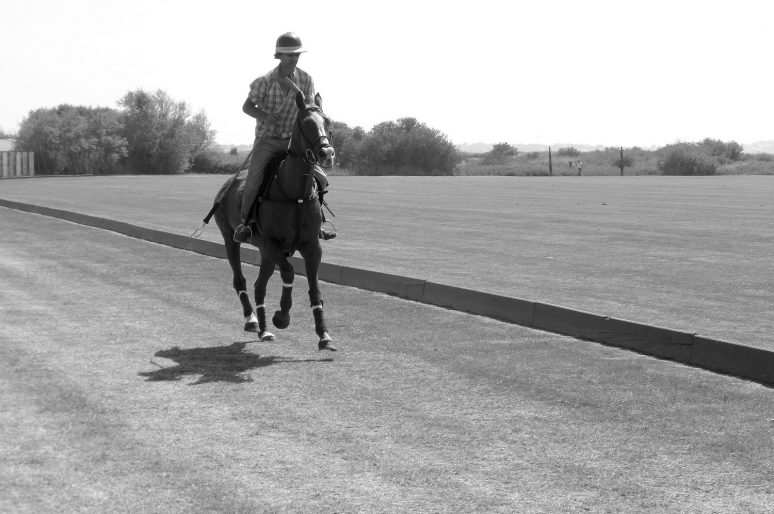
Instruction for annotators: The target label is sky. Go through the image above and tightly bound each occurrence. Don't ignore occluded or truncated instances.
[1,0,772,149]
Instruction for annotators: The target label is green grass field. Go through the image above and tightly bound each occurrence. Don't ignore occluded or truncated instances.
[2,206,773,512]
[1,174,773,352]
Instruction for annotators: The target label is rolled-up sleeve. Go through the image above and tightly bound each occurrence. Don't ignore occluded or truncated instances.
[248,76,268,105]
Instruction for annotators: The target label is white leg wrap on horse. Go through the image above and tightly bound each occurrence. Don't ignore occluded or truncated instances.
[246,313,258,323]
[283,282,293,288]
[238,290,248,297]
[255,304,265,310]
[312,304,323,311]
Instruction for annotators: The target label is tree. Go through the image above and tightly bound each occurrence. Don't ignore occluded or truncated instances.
[184,111,216,160]
[329,120,364,170]
[482,142,517,165]
[354,117,461,175]
[119,89,215,174]
[15,105,127,174]
[699,138,743,162]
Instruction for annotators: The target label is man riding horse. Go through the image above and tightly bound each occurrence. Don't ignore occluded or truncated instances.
[234,32,335,243]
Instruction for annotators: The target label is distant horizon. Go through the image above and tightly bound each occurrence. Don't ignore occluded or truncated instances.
[4,132,770,154]
[215,139,774,154]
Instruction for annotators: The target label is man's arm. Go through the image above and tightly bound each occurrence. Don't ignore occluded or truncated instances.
[242,98,278,126]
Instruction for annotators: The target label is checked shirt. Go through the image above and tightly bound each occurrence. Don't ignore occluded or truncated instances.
[247,66,316,140]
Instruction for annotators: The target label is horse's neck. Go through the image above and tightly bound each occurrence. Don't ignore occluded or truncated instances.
[275,154,312,200]
[288,131,305,158]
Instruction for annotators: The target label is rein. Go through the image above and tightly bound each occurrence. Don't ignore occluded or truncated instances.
[288,111,333,168]
[269,155,318,205]
[262,102,331,254]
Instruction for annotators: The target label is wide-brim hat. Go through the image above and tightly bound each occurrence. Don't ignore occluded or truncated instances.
[275,32,306,55]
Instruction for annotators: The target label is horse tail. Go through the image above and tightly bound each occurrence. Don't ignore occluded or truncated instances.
[191,173,237,238]
[202,201,220,224]
[191,201,219,238]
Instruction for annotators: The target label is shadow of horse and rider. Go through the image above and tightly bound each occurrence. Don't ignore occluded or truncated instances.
[138,342,333,385]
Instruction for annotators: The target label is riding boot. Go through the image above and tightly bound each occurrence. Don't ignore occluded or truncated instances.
[236,164,266,242]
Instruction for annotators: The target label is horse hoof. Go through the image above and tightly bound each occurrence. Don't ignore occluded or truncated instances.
[260,331,276,342]
[244,321,259,332]
[318,333,336,351]
[272,311,290,329]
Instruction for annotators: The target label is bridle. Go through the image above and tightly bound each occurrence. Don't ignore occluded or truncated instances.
[271,106,333,204]
[268,106,334,253]
[290,107,333,168]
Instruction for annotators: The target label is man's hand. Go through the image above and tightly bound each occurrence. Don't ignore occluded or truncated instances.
[243,97,279,126]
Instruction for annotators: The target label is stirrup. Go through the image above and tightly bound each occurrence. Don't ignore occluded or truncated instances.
[233,224,253,243]
[319,220,337,240]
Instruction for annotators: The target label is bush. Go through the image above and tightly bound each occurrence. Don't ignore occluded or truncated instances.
[557,147,580,157]
[745,152,772,162]
[188,149,245,174]
[613,156,634,169]
[354,117,461,175]
[658,148,717,175]
[482,142,517,165]
[700,138,743,162]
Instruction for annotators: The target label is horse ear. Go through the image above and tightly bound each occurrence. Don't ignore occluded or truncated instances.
[314,92,323,109]
[295,90,306,109]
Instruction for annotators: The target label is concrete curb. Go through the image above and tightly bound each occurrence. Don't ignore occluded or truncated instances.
[2,198,772,386]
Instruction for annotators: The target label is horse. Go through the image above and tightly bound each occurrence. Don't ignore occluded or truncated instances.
[206,91,336,351]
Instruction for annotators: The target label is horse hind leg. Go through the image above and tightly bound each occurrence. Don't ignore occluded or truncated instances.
[221,238,259,332]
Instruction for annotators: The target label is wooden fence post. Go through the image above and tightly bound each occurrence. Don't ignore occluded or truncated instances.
[619,147,625,176]
[548,147,553,175]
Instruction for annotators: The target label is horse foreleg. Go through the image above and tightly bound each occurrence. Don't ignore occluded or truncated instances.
[254,254,277,341]
[272,259,294,330]
[304,244,335,351]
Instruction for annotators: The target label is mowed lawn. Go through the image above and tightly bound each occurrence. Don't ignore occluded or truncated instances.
[1,208,773,512]
[1,174,773,351]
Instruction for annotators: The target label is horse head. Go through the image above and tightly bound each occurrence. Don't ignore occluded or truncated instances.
[290,91,335,168]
